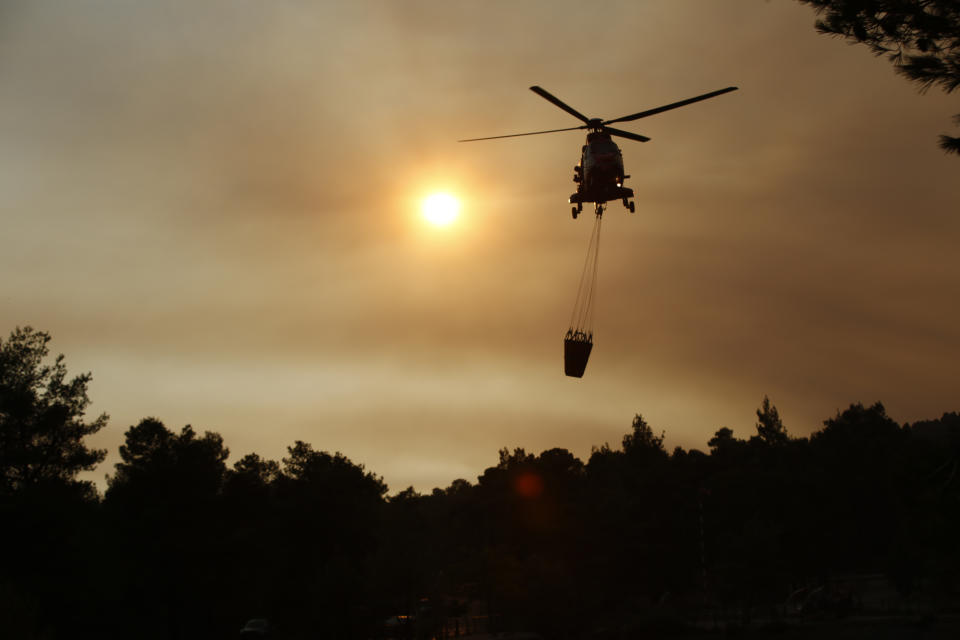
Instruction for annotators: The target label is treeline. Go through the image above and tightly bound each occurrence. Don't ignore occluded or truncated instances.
[3,326,960,639]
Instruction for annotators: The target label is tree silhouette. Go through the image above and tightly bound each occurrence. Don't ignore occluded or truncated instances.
[0,327,108,638]
[104,418,231,639]
[273,442,388,638]
[220,453,283,624]
[107,417,229,506]
[223,452,280,507]
[797,0,960,153]
[809,403,908,573]
[708,426,742,456]
[755,395,788,445]
[0,326,107,496]
[622,413,667,458]
[10,325,960,635]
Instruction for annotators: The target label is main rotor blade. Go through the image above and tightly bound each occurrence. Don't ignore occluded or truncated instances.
[530,86,592,124]
[603,86,738,125]
[458,125,585,142]
[604,126,651,142]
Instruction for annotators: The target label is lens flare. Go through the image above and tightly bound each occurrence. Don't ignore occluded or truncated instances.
[514,471,544,499]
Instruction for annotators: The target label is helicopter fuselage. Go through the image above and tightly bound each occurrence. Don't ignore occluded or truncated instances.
[569,132,634,217]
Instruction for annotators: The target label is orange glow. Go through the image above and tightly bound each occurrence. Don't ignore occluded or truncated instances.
[514,472,544,499]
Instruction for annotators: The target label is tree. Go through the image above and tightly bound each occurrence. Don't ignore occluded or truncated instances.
[810,402,907,571]
[755,395,788,445]
[797,0,960,153]
[106,417,229,506]
[622,413,666,457]
[231,452,280,484]
[0,326,106,496]
[274,442,388,638]
[280,440,387,499]
[104,418,232,638]
[708,426,737,453]
[224,452,280,500]
[0,327,108,638]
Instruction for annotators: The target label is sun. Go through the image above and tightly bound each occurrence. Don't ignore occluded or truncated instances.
[421,192,460,227]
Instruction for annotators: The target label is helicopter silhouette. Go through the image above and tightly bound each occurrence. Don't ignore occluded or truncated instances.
[460,85,738,218]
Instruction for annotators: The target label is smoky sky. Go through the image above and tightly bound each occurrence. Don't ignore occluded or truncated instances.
[2,0,958,492]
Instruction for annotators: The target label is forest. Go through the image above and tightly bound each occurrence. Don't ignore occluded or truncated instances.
[3,326,960,640]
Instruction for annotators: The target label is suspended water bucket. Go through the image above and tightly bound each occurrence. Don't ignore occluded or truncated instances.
[564,329,593,378]
[564,214,601,378]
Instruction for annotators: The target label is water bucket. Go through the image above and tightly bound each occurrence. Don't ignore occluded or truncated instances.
[564,330,593,378]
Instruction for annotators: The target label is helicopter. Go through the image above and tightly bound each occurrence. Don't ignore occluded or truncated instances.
[460,85,738,218]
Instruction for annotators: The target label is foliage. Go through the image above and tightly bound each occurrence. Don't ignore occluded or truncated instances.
[755,395,788,445]
[708,426,739,454]
[797,0,960,153]
[281,439,387,498]
[622,413,666,457]
[106,417,229,507]
[0,326,107,495]
[8,327,960,637]
[0,327,108,637]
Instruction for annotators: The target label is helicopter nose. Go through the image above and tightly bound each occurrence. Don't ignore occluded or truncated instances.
[594,154,617,170]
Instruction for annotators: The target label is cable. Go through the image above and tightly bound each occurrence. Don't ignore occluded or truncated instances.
[568,212,603,335]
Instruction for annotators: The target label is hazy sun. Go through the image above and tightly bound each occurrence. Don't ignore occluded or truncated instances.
[422,193,460,227]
